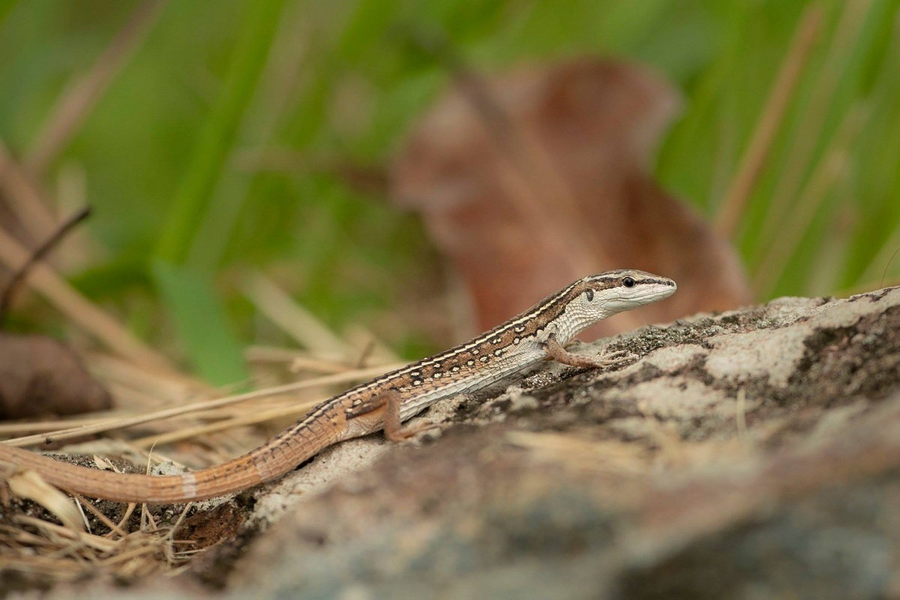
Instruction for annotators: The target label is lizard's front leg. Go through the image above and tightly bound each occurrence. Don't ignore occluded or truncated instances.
[540,333,627,369]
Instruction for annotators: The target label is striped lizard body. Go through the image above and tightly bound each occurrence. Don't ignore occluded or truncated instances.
[0,270,676,503]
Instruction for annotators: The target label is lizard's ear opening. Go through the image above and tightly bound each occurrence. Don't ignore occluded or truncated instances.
[585,288,594,302]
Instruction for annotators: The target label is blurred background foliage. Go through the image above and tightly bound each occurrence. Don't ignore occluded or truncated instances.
[0,0,898,383]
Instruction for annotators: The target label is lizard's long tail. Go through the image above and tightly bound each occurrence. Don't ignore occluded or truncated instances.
[0,414,339,503]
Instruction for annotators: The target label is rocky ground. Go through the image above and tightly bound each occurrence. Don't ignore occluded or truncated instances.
[9,285,900,599]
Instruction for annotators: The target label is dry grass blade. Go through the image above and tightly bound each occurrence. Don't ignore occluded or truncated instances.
[342,324,402,366]
[239,271,353,358]
[0,225,176,372]
[88,352,207,404]
[25,0,169,174]
[0,138,58,242]
[162,503,193,565]
[70,492,128,538]
[116,503,138,533]
[0,555,88,582]
[714,4,823,238]
[753,103,867,296]
[1,515,195,582]
[0,416,110,436]
[13,516,115,552]
[129,400,317,448]
[2,467,85,531]
[758,0,874,245]
[1,363,404,448]
[245,345,356,373]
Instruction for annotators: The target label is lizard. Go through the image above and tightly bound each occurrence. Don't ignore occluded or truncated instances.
[0,269,676,504]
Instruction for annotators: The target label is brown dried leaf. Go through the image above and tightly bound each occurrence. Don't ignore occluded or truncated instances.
[0,334,112,420]
[391,58,751,335]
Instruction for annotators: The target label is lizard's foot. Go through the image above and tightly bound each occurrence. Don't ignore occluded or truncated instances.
[385,420,439,443]
[543,335,631,370]
[590,348,633,369]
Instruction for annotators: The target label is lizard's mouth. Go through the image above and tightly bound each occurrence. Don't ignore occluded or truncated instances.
[631,280,677,305]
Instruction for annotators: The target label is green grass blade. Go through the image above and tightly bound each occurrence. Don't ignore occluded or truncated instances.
[152,260,248,385]
[151,0,283,381]
[154,0,285,265]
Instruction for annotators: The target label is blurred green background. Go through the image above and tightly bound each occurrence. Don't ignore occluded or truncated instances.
[0,0,897,383]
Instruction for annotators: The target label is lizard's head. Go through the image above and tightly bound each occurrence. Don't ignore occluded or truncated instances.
[578,269,677,317]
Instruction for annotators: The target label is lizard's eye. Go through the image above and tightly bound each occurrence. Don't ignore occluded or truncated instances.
[623,277,635,288]
[585,289,594,301]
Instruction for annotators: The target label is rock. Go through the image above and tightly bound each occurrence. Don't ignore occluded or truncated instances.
[229,286,900,599]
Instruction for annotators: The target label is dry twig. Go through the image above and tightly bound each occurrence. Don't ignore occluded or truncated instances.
[0,206,92,326]
[0,224,175,371]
